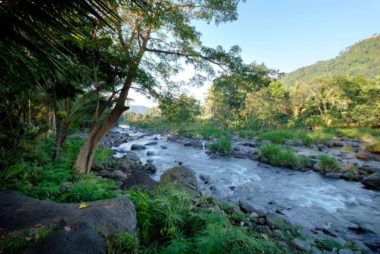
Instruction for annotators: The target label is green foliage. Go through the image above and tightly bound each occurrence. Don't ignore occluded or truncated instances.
[259,144,311,169]
[159,94,201,124]
[127,184,286,253]
[60,174,118,202]
[194,224,282,254]
[108,232,139,254]
[209,137,232,153]
[94,146,114,162]
[0,137,118,202]
[318,155,341,172]
[0,226,52,254]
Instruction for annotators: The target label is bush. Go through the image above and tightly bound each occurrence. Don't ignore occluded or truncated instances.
[61,175,118,202]
[108,232,139,254]
[209,137,232,154]
[259,144,312,169]
[318,155,341,172]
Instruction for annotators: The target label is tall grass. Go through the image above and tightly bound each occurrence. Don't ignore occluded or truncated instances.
[259,144,311,169]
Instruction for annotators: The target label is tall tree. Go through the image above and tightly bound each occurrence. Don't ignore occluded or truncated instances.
[74,0,245,173]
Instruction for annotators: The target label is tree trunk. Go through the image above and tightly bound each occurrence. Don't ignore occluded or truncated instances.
[74,104,127,173]
[52,88,62,161]
[74,76,133,173]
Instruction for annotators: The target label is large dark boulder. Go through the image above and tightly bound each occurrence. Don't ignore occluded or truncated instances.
[28,227,106,254]
[0,191,137,234]
[160,166,199,192]
[121,171,158,189]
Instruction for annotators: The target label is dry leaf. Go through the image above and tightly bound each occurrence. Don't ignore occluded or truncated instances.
[25,237,32,241]
[79,202,89,209]
[64,225,71,232]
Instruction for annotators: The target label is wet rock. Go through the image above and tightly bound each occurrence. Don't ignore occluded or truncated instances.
[0,191,137,234]
[160,145,167,149]
[313,162,322,172]
[29,226,106,254]
[145,141,158,146]
[362,173,380,190]
[143,162,157,174]
[364,239,380,251]
[199,174,210,184]
[184,142,193,147]
[292,238,312,252]
[238,201,266,217]
[356,151,372,161]
[160,166,199,193]
[265,213,290,230]
[240,142,256,148]
[325,172,342,179]
[130,144,146,150]
[348,224,374,234]
[146,151,154,156]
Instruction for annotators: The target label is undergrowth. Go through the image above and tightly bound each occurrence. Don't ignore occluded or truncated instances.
[208,137,232,154]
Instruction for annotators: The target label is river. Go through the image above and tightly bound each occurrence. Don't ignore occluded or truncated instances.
[112,125,380,252]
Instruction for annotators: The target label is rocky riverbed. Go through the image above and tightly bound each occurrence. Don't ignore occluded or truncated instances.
[102,125,380,253]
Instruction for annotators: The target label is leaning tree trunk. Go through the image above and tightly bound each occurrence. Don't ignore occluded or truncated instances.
[74,78,132,173]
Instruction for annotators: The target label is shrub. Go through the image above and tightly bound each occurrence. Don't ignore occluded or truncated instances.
[259,144,312,169]
[209,137,232,153]
[61,175,118,202]
[318,155,341,172]
[108,232,139,254]
[259,144,298,168]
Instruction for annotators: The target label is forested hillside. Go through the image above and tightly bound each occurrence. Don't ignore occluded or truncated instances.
[282,34,380,86]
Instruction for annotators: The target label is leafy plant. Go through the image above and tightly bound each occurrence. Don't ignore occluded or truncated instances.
[318,154,341,172]
[209,137,232,153]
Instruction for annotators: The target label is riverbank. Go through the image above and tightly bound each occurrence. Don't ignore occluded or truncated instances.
[0,132,303,254]
[107,125,380,253]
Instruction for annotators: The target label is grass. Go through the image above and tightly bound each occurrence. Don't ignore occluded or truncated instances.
[127,184,288,253]
[259,144,312,169]
[208,137,232,154]
[318,154,341,172]
[0,225,52,254]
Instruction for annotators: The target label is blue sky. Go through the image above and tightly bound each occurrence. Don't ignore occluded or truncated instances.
[195,0,380,72]
[130,0,380,106]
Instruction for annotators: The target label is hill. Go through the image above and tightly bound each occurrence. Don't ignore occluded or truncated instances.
[282,34,380,86]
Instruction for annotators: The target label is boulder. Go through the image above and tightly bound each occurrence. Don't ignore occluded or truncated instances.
[130,144,146,150]
[145,141,158,146]
[121,171,157,189]
[143,162,157,174]
[160,145,168,149]
[146,151,154,156]
[238,201,266,217]
[325,172,342,179]
[160,166,199,192]
[362,173,380,190]
[265,213,291,230]
[356,152,372,161]
[29,227,106,254]
[0,190,137,234]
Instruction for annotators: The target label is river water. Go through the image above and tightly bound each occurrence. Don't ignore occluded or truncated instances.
[112,126,380,251]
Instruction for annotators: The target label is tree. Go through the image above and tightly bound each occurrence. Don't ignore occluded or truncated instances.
[159,94,201,124]
[206,63,274,128]
[74,0,245,173]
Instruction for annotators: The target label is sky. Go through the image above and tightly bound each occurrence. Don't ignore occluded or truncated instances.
[129,0,380,106]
